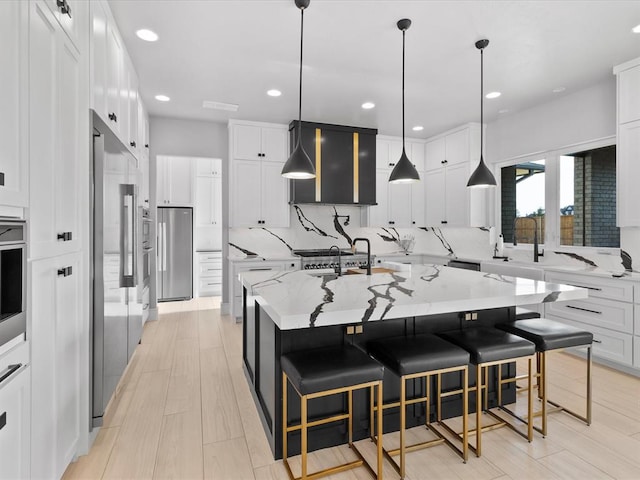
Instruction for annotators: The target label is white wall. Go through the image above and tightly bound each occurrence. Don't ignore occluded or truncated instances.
[148,116,228,311]
[486,78,616,162]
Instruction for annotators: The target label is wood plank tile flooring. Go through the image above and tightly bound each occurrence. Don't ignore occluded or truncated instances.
[64,299,640,479]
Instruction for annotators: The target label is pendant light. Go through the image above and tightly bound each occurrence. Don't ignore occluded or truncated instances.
[389,18,420,184]
[281,0,315,179]
[467,39,497,188]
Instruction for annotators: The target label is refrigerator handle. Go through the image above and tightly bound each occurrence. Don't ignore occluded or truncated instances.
[119,184,136,287]
[162,221,167,272]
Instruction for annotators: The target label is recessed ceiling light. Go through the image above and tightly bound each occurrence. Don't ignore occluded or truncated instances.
[632,24,640,33]
[267,89,282,97]
[155,94,170,102]
[361,102,375,109]
[498,109,509,114]
[485,91,501,99]
[136,29,158,42]
[552,87,566,93]
[412,126,424,131]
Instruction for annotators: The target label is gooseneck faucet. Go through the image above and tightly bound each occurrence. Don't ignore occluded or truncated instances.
[352,238,372,275]
[512,217,544,263]
[328,245,342,276]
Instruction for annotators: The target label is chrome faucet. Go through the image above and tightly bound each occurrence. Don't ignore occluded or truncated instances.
[328,245,342,276]
[352,238,372,275]
[512,217,544,263]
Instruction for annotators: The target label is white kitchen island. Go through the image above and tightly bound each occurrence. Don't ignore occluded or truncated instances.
[239,264,588,459]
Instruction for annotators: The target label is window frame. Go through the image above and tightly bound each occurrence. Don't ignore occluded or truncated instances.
[494,135,618,253]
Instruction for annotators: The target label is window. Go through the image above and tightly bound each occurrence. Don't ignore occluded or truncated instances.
[501,159,545,244]
[498,139,618,249]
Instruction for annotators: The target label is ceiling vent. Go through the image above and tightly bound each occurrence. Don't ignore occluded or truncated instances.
[202,100,239,112]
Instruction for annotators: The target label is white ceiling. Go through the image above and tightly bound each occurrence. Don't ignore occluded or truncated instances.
[109,0,640,138]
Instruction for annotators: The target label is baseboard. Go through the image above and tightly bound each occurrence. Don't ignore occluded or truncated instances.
[221,302,230,315]
[148,307,158,321]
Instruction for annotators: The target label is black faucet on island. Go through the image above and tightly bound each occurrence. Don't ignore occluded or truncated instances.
[351,238,372,275]
[512,216,544,263]
[328,245,342,276]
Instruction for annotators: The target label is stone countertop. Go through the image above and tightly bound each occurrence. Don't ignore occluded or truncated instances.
[228,255,300,262]
[239,264,588,331]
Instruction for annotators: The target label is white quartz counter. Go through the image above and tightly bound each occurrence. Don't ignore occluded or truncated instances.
[240,264,588,330]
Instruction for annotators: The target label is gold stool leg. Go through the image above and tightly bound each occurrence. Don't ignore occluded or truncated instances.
[301,395,308,480]
[400,376,406,479]
[536,352,542,399]
[426,373,431,425]
[370,385,375,441]
[436,373,442,422]
[527,357,533,442]
[541,352,547,437]
[484,366,489,411]
[462,366,469,463]
[348,389,353,445]
[497,363,503,406]
[476,364,482,457]
[587,345,592,425]
[283,372,288,467]
[377,381,384,480]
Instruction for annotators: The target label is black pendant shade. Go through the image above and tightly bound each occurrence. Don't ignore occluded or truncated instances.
[389,18,420,184]
[467,39,497,188]
[282,0,316,179]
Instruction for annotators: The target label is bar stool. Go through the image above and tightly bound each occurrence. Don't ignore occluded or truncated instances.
[496,318,593,436]
[281,345,384,480]
[515,307,541,320]
[366,334,470,479]
[438,327,537,456]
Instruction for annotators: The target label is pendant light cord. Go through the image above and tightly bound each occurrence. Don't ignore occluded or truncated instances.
[297,8,304,137]
[480,46,484,158]
[402,28,406,151]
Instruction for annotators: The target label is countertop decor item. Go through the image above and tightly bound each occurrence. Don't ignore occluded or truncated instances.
[467,39,497,188]
[281,0,316,179]
[389,18,420,184]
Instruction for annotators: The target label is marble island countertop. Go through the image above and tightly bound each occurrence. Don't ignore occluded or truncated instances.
[240,264,589,330]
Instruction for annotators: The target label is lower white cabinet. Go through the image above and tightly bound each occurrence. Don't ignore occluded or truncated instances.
[0,364,30,480]
[196,251,222,297]
[30,252,82,479]
[634,336,640,368]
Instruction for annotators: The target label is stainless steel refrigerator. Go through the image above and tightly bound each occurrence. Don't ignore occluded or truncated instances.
[157,207,193,301]
[91,111,142,428]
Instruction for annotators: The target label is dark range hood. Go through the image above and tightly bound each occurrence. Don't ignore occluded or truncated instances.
[288,121,378,205]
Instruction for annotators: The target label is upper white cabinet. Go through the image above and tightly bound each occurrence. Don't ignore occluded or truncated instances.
[29,0,83,259]
[196,158,222,227]
[157,156,195,206]
[0,1,28,209]
[377,137,425,171]
[229,121,290,228]
[614,57,640,227]
[233,123,288,162]
[425,128,470,171]
[43,0,81,49]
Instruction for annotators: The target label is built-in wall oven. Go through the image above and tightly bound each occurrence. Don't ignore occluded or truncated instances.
[0,219,27,348]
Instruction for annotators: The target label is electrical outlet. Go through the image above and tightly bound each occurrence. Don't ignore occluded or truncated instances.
[355,325,363,334]
[472,312,478,320]
[346,326,355,335]
[465,313,472,321]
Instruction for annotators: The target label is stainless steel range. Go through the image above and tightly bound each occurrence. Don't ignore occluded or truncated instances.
[293,249,374,271]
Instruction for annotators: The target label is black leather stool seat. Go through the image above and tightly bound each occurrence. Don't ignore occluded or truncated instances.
[281,345,384,396]
[367,334,470,376]
[515,307,541,320]
[496,318,593,352]
[438,327,535,364]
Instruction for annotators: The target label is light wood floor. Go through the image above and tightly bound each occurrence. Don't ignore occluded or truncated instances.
[63,300,640,480]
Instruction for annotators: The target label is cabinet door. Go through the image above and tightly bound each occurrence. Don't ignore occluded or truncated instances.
[0,0,28,208]
[368,170,390,227]
[261,127,288,162]
[411,179,426,226]
[233,124,262,161]
[211,174,222,225]
[261,161,290,227]
[90,0,108,119]
[425,169,446,226]
[50,0,81,49]
[167,157,193,206]
[0,366,31,480]
[196,158,213,176]
[425,137,445,171]
[617,120,640,227]
[106,19,122,135]
[195,176,213,226]
[156,156,169,205]
[445,162,469,226]
[444,129,469,166]
[389,182,412,227]
[376,138,391,169]
[410,141,425,171]
[389,140,404,169]
[231,160,262,227]
[618,67,640,124]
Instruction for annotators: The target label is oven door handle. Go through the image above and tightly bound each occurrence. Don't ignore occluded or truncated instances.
[0,364,22,385]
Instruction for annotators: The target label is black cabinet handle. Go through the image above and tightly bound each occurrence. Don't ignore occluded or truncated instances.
[0,412,5,431]
[0,171,4,186]
[145,144,149,148]
[389,221,395,225]
[0,363,21,385]
[412,221,416,225]
[130,141,137,148]
[57,266,73,277]
[388,163,396,167]
[565,283,602,292]
[441,220,448,224]
[593,339,602,344]
[108,112,117,123]
[57,0,71,17]
[57,231,72,241]
[566,305,602,315]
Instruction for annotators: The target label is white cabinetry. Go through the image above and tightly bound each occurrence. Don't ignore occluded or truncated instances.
[376,137,425,171]
[157,156,195,206]
[195,159,222,227]
[196,251,222,297]
[29,0,82,260]
[0,1,28,209]
[229,122,290,228]
[614,57,640,227]
[30,252,82,480]
[424,124,485,227]
[544,270,636,368]
[44,0,81,49]
[0,342,30,480]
